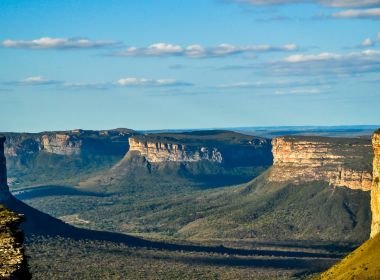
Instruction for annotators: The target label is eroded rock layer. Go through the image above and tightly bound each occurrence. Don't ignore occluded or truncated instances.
[0,206,30,280]
[0,137,11,200]
[268,136,373,191]
[371,130,380,237]
[129,137,223,163]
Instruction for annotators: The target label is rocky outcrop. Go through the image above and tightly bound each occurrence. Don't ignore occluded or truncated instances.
[129,137,223,163]
[41,134,82,155]
[0,137,30,279]
[268,136,373,191]
[371,130,380,237]
[4,129,134,158]
[0,137,11,200]
[0,206,30,280]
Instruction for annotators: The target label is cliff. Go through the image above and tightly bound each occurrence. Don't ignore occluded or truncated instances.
[268,136,373,191]
[129,137,223,163]
[0,206,30,280]
[319,129,380,280]
[0,137,30,279]
[41,134,82,155]
[3,129,133,187]
[371,130,380,237]
[126,131,272,166]
[0,137,11,200]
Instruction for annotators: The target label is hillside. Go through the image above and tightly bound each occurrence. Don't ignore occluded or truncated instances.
[318,129,380,279]
[79,130,272,196]
[18,134,373,244]
[3,129,134,187]
[318,233,380,280]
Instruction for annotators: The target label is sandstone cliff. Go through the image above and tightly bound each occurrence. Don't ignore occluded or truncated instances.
[41,134,82,155]
[129,137,223,163]
[0,206,30,280]
[371,130,380,237]
[3,129,133,187]
[268,136,372,190]
[126,132,272,167]
[0,137,11,200]
[0,137,30,279]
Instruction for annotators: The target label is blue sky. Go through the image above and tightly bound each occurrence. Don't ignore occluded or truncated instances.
[0,0,379,132]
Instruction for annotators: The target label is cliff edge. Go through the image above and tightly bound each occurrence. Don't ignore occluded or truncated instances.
[371,130,380,237]
[0,136,30,279]
[319,129,380,280]
[268,136,372,191]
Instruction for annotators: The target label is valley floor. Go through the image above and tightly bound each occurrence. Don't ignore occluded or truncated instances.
[26,236,344,280]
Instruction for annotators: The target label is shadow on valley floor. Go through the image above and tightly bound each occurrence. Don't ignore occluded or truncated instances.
[12,185,110,200]
[3,196,345,262]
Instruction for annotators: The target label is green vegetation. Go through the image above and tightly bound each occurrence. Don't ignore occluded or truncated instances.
[22,170,371,244]
[4,129,132,187]
[26,236,340,280]
[318,234,380,280]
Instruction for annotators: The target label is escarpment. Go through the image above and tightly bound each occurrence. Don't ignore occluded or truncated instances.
[4,129,133,158]
[268,136,373,190]
[3,129,134,186]
[0,137,30,279]
[125,131,272,167]
[0,206,30,280]
[128,137,223,163]
[0,137,11,200]
[371,130,380,237]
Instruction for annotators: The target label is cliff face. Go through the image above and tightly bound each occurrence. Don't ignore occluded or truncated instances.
[0,137,30,279]
[371,130,380,237]
[129,138,223,163]
[4,129,133,158]
[3,129,133,187]
[0,137,11,200]
[41,134,82,155]
[268,136,373,191]
[0,206,30,280]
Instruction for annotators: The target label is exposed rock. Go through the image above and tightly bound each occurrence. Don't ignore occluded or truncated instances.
[0,137,30,279]
[268,136,373,191]
[41,134,82,155]
[0,137,11,200]
[129,137,223,163]
[0,206,30,280]
[2,130,134,186]
[371,130,380,237]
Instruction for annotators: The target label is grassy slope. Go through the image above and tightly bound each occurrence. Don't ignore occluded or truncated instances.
[23,169,371,244]
[318,234,380,280]
[5,129,132,187]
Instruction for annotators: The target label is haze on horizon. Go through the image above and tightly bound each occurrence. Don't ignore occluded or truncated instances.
[1,0,379,132]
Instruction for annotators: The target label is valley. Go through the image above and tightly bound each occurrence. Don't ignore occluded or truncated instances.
[0,127,377,279]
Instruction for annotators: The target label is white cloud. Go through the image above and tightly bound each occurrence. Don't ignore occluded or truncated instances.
[116,42,298,58]
[1,37,119,49]
[266,49,380,76]
[332,8,380,19]
[116,77,192,87]
[274,88,321,95]
[361,38,374,47]
[320,0,380,8]
[284,52,341,63]
[19,76,60,85]
[232,0,380,7]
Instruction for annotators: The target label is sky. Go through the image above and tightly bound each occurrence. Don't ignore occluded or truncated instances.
[0,0,379,132]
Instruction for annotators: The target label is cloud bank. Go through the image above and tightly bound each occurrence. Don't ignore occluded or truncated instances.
[116,77,192,87]
[1,37,119,49]
[232,0,380,8]
[115,42,298,58]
